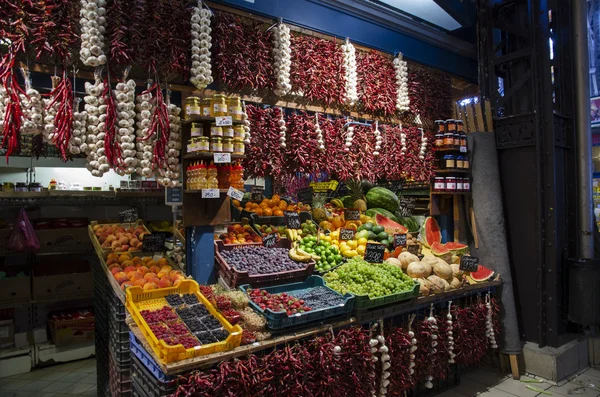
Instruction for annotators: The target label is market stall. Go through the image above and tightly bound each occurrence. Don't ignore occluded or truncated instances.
[0,0,511,396]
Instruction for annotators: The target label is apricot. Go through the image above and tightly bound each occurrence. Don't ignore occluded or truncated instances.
[173,279,183,287]
[107,253,119,261]
[128,247,139,252]
[158,278,173,288]
[157,258,168,267]
[137,266,149,275]
[121,260,133,268]
[130,273,143,281]
[114,273,129,285]
[149,266,160,274]
[120,281,134,291]
[125,270,136,279]
[106,235,117,243]
[169,270,182,278]
[143,282,157,291]
[120,245,130,252]
[170,273,185,283]
[106,258,118,266]
[156,271,167,279]
[142,257,152,263]
[134,279,146,287]
[160,265,172,273]
[144,273,157,281]
[93,224,102,231]
[146,260,157,268]
[129,238,140,248]
[110,267,123,275]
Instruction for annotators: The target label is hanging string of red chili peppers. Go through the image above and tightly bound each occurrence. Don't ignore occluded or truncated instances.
[44,70,74,161]
[356,51,398,119]
[282,111,323,176]
[408,65,453,125]
[29,0,80,63]
[242,105,284,179]
[0,54,26,162]
[138,83,171,173]
[101,77,121,169]
[106,0,135,66]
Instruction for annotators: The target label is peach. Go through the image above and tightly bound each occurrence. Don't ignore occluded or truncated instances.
[110,267,123,275]
[130,273,144,281]
[93,224,102,231]
[156,271,167,279]
[123,265,136,273]
[149,266,160,274]
[173,279,183,287]
[121,245,130,251]
[128,247,139,252]
[134,279,146,287]
[158,278,173,288]
[137,266,149,275]
[107,253,119,261]
[143,282,157,291]
[130,238,140,247]
[132,256,143,264]
[106,235,117,243]
[120,281,134,291]
[169,270,182,278]
[121,260,133,268]
[146,260,157,268]
[160,265,172,273]
[142,257,152,263]
[144,273,157,281]
[111,240,121,249]
[157,258,168,267]
[106,258,118,266]
[105,226,115,234]
[126,270,137,280]
[114,273,129,285]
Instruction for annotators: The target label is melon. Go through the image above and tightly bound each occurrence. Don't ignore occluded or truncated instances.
[365,187,400,213]
[430,242,452,263]
[366,208,399,223]
[445,241,470,255]
[375,214,408,234]
[419,217,441,248]
[469,264,495,282]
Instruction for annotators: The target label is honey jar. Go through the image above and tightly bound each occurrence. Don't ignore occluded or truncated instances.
[212,94,228,117]
[227,96,243,121]
[190,122,203,137]
[233,139,245,155]
[183,96,202,120]
[202,98,213,117]
[222,137,234,153]
[210,137,223,153]
[210,123,223,137]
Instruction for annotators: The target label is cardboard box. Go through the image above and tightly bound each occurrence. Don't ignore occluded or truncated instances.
[32,260,93,301]
[0,320,14,348]
[14,331,27,348]
[13,326,48,348]
[48,309,94,347]
[36,227,92,254]
[0,268,31,306]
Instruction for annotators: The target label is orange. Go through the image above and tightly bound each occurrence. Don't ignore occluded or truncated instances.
[232,199,241,207]
[278,201,288,210]
[259,202,269,209]
[255,208,264,216]
[273,209,284,216]
[331,216,344,229]
[263,199,272,207]
[263,208,273,216]
[272,194,281,204]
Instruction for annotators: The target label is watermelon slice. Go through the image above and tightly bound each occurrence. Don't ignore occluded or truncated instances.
[375,214,408,234]
[445,241,470,255]
[419,217,441,248]
[430,241,452,263]
[469,264,495,282]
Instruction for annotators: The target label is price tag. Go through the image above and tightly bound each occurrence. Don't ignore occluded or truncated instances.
[460,146,467,153]
[227,186,244,201]
[215,116,233,126]
[201,188,220,199]
[407,244,420,255]
[344,208,361,221]
[398,197,416,217]
[284,211,301,229]
[339,228,355,241]
[364,242,385,263]
[460,255,479,272]
[262,233,279,248]
[393,233,407,248]
[297,187,314,206]
[165,187,182,206]
[214,152,231,163]
[142,233,166,253]
[251,186,264,202]
[118,208,138,223]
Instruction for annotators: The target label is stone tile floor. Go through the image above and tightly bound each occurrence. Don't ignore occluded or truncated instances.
[0,358,97,397]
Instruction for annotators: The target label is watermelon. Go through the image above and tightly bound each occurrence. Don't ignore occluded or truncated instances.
[365,187,400,213]
[445,241,469,255]
[468,264,495,282]
[397,216,420,233]
[366,208,399,223]
[340,195,354,208]
[419,217,441,248]
[375,214,408,234]
[430,242,452,263]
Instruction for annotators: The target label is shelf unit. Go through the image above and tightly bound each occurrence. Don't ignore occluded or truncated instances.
[183,152,245,160]
[182,116,244,125]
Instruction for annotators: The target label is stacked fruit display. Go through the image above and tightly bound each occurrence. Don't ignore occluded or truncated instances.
[219,246,308,274]
[216,224,262,244]
[254,224,288,238]
[107,253,185,290]
[247,289,312,315]
[92,223,148,252]
[236,195,311,217]
[296,235,344,272]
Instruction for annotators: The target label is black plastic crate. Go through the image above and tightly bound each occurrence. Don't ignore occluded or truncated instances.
[132,356,177,397]
[110,346,132,369]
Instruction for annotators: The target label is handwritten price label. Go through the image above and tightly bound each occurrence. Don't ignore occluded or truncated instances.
[284,211,301,229]
[393,233,407,248]
[118,208,138,223]
[262,233,278,248]
[460,255,479,272]
[339,228,355,241]
[201,189,220,199]
[214,153,231,163]
[227,186,244,201]
[344,208,360,220]
[364,243,385,263]
[215,116,233,126]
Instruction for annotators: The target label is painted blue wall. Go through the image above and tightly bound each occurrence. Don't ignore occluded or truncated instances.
[212,0,478,81]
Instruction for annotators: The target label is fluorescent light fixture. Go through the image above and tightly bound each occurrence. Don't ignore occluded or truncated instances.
[375,0,462,30]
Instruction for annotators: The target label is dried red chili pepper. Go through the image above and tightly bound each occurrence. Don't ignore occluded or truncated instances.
[386,326,415,396]
[281,111,322,177]
[356,51,397,119]
[106,0,135,66]
[243,105,284,179]
[28,0,79,63]
[408,65,453,124]
[139,83,170,172]
[0,53,27,162]
[44,70,74,161]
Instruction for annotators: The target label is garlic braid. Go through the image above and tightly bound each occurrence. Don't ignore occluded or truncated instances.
[68,97,88,155]
[114,79,136,175]
[135,88,155,178]
[272,22,292,97]
[189,2,213,89]
[84,73,106,177]
[79,0,108,67]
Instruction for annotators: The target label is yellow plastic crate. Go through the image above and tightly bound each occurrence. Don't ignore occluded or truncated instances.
[309,180,339,192]
[125,280,243,364]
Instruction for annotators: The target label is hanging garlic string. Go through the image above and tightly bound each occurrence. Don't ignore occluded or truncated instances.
[425,304,438,389]
[341,37,358,106]
[447,301,456,364]
[79,0,108,67]
[394,52,409,112]
[344,118,354,152]
[278,108,286,148]
[242,100,251,144]
[399,122,406,156]
[486,292,498,349]
[315,113,324,151]
[419,128,427,160]
[408,314,417,376]
[373,120,382,156]
[190,1,213,88]
[272,19,292,97]
[377,319,390,397]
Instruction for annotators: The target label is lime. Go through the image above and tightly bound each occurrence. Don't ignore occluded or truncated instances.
[363,222,374,231]
[380,239,390,248]
[377,231,389,241]
[368,231,378,240]
[372,225,385,234]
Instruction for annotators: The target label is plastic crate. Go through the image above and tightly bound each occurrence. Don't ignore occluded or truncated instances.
[129,333,172,383]
[239,275,354,329]
[88,220,150,260]
[215,239,314,288]
[132,356,176,397]
[109,348,131,384]
[125,280,242,364]
[349,281,420,311]
[248,211,312,227]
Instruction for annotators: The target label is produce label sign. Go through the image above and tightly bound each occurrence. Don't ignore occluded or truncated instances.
[408,245,420,255]
[339,228,355,241]
[297,187,313,206]
[215,116,233,126]
[118,208,138,223]
[344,208,360,220]
[262,233,278,248]
[364,242,385,263]
[213,152,231,163]
[142,233,166,252]
[393,233,407,248]
[460,255,479,272]
[250,186,264,202]
[165,187,182,206]
[201,188,220,199]
[227,186,244,201]
[284,211,301,229]
[398,197,416,217]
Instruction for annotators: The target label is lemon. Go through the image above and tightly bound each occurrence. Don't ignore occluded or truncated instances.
[357,245,366,255]
[357,237,367,246]
[347,240,357,249]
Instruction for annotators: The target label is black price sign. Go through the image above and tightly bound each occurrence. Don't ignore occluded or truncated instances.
[398,197,416,217]
[251,186,264,203]
[339,228,355,241]
[284,211,301,229]
[408,244,420,255]
[393,233,407,248]
[344,208,361,221]
[142,233,166,253]
[460,255,479,272]
[364,242,385,263]
[297,187,314,206]
[262,233,278,248]
[118,208,138,223]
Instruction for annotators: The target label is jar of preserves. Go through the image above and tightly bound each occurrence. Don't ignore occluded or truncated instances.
[433,177,445,191]
[212,94,228,117]
[435,120,446,133]
[456,178,464,192]
[462,156,470,169]
[222,137,234,153]
[197,136,210,152]
[446,119,457,133]
[229,164,245,189]
[15,182,28,192]
[233,125,245,139]
[2,182,14,192]
[443,130,454,147]
[210,137,222,153]
[183,96,202,120]
[457,120,464,133]
[227,96,243,121]
[456,156,465,169]
[445,176,457,192]
[233,139,245,155]
[202,98,213,117]
[460,132,467,148]
[434,134,444,147]
[453,133,461,148]
[28,182,42,192]
[463,177,471,191]
[217,165,231,189]
[442,154,455,169]
[190,122,203,137]
[210,123,223,137]
[222,126,234,138]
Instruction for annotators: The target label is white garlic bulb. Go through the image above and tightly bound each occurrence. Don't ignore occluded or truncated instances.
[68,98,88,155]
[159,102,182,187]
[272,22,292,96]
[115,79,136,174]
[341,39,358,106]
[80,0,107,66]
[84,75,105,176]
[135,88,155,178]
[394,53,410,112]
[189,2,213,88]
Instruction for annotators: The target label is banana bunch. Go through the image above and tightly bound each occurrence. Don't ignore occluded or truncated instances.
[288,245,320,262]
[330,198,344,209]
[286,229,302,242]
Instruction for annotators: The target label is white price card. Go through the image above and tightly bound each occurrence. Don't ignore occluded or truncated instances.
[215,116,233,126]
[227,186,244,201]
[214,152,231,163]
[460,146,467,153]
[201,188,220,199]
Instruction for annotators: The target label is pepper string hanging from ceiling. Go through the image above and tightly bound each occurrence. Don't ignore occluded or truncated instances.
[139,82,171,175]
[280,111,323,180]
[106,0,135,67]
[356,50,397,119]
[242,105,284,179]
[44,70,75,161]
[374,124,403,181]
[400,125,436,182]
[213,11,275,93]
[316,116,346,179]
[408,64,453,125]
[0,53,26,161]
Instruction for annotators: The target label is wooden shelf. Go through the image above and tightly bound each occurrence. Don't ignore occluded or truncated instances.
[435,169,470,174]
[431,191,472,195]
[182,117,244,125]
[184,189,228,194]
[436,147,468,153]
[0,190,164,199]
[183,152,245,160]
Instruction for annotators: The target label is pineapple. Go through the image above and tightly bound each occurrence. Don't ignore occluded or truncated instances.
[311,193,328,223]
[346,179,367,211]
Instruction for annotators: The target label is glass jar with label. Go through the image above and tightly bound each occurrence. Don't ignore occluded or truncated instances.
[222,137,234,153]
[435,133,444,148]
[28,182,42,192]
[228,96,243,121]
[222,126,234,138]
[2,182,14,192]
[456,155,464,169]
[462,155,470,169]
[444,119,456,148]
[190,122,203,137]
[233,139,245,155]
[435,120,445,133]
[210,123,223,137]
[442,154,455,169]
[445,176,457,192]
[433,177,445,191]
[233,125,245,140]
[456,178,464,192]
[210,137,223,153]
[212,94,228,117]
[184,96,202,120]
[453,133,461,148]
[197,136,209,152]
[463,177,471,191]
[15,182,28,192]
[202,98,213,117]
